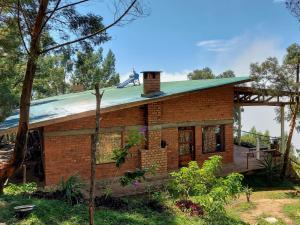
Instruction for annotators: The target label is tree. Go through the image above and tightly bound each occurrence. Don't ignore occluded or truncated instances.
[72,49,120,90]
[90,83,103,225]
[33,54,68,98]
[101,50,120,87]
[250,44,300,179]
[0,16,24,122]
[217,70,235,78]
[0,0,145,196]
[187,67,236,80]
[187,67,215,80]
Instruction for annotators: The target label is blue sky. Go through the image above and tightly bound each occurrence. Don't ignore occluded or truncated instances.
[82,0,300,148]
[81,0,300,81]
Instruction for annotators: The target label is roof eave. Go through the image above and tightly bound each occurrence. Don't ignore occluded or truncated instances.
[0,78,252,135]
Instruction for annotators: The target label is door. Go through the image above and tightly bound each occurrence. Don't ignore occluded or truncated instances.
[178,127,195,167]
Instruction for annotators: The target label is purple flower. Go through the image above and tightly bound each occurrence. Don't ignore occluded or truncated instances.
[139,126,148,135]
[133,180,140,188]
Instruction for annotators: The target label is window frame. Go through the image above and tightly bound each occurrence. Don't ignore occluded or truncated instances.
[95,131,123,165]
[201,124,225,154]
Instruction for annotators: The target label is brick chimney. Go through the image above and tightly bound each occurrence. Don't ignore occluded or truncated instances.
[141,71,164,97]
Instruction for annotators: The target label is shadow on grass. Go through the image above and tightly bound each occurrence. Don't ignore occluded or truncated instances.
[0,194,87,224]
[242,174,298,191]
[0,192,249,225]
[0,193,184,225]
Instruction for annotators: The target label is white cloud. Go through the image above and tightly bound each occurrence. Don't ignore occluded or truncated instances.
[196,37,241,52]
[207,33,285,75]
[120,70,190,83]
[230,38,284,75]
[160,70,190,82]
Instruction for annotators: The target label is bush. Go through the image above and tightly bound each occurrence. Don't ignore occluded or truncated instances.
[258,154,281,185]
[175,199,204,216]
[168,156,222,199]
[168,156,244,224]
[59,175,84,205]
[4,182,37,195]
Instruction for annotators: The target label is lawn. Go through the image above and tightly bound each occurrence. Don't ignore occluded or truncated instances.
[2,184,300,225]
[0,186,206,225]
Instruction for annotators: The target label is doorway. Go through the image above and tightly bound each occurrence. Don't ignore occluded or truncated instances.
[178,127,195,167]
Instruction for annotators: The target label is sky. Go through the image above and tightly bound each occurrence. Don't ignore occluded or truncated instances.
[81,0,300,149]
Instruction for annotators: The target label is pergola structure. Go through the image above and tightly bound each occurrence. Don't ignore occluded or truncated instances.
[233,86,299,153]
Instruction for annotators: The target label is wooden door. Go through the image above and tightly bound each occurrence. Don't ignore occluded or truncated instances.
[178,127,195,167]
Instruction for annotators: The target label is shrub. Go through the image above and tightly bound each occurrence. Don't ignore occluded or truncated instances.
[244,186,253,202]
[175,199,204,216]
[258,154,281,185]
[168,156,244,224]
[168,156,222,199]
[4,182,37,195]
[59,175,84,205]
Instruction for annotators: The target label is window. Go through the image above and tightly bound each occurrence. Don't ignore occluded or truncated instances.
[178,127,195,156]
[96,132,122,164]
[202,125,225,153]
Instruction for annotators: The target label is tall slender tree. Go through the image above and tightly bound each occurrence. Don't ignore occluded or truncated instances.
[0,0,146,194]
[72,48,120,90]
[250,44,300,178]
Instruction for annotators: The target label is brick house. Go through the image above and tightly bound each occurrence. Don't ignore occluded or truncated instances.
[0,72,250,186]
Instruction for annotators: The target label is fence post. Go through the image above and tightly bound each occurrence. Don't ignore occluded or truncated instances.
[256,137,260,160]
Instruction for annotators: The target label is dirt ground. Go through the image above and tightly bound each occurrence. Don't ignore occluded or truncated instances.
[239,198,297,224]
[231,190,300,225]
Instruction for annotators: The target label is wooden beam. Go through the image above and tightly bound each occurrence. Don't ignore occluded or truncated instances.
[234,102,293,106]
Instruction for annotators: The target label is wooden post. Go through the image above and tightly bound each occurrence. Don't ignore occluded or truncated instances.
[280,105,285,153]
[22,164,26,184]
[256,137,260,160]
[237,106,242,145]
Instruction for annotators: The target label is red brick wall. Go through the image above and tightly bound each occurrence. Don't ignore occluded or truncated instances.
[161,87,233,122]
[161,86,234,171]
[43,107,145,186]
[44,106,145,132]
[43,86,234,186]
[140,102,168,174]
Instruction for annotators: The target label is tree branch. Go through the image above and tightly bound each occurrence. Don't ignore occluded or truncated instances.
[19,2,32,35]
[41,0,138,54]
[46,0,89,14]
[39,0,61,35]
[17,1,29,55]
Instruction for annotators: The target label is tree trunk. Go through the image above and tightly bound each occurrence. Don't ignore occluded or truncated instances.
[280,102,299,179]
[89,83,102,225]
[0,0,49,194]
[280,62,300,179]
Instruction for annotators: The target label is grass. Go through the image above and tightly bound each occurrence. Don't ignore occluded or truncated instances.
[227,176,300,225]
[282,202,300,224]
[256,214,286,225]
[2,176,300,225]
[0,186,206,225]
[228,201,256,213]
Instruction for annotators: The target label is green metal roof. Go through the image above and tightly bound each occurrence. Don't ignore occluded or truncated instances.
[0,77,250,133]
